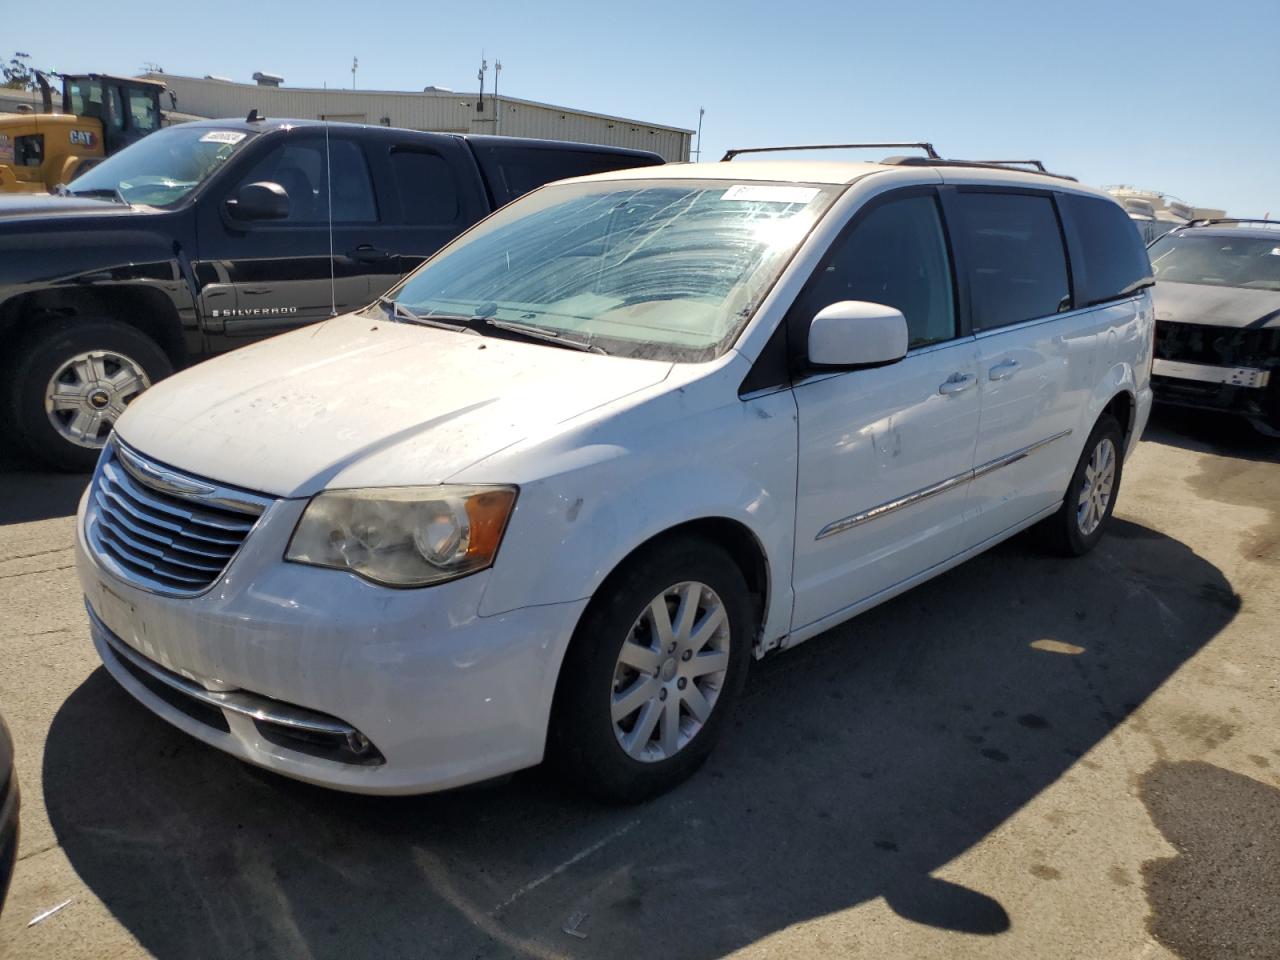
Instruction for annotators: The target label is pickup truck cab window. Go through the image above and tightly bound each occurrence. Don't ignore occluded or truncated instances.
[388,148,462,225]
[950,191,1072,330]
[234,137,378,224]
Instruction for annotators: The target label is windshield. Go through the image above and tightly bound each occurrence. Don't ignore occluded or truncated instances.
[388,178,841,361]
[1149,232,1280,291]
[67,126,256,207]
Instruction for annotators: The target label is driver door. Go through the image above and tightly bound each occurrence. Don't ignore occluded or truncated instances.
[195,133,384,340]
[789,188,981,632]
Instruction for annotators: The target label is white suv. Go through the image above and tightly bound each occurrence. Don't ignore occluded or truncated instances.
[74,148,1155,802]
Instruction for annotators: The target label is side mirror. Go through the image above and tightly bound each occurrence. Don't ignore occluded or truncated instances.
[807,300,909,369]
[225,181,289,221]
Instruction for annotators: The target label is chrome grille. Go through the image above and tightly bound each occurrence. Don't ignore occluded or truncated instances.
[85,440,274,596]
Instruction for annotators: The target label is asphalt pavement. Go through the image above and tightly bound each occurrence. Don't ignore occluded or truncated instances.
[0,407,1276,960]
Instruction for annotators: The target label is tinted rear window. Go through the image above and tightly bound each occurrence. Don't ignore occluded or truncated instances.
[951,192,1071,331]
[473,145,660,204]
[390,149,461,225]
[1064,194,1153,305]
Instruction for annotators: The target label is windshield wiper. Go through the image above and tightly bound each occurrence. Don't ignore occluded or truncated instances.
[381,299,603,353]
[481,317,605,353]
[66,187,129,206]
[376,298,480,334]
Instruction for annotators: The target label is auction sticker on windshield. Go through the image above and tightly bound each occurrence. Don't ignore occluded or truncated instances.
[721,184,821,204]
[200,131,248,145]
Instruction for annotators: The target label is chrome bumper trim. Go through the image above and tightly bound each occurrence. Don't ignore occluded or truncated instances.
[88,604,355,738]
[1152,358,1271,388]
[815,429,1073,541]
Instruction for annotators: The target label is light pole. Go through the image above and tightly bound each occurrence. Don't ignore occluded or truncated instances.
[477,58,487,113]
[494,59,502,134]
[694,107,705,162]
[351,56,358,90]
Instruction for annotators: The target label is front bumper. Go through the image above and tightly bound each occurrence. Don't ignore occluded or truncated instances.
[75,491,588,795]
[1152,358,1270,390]
[1151,364,1276,421]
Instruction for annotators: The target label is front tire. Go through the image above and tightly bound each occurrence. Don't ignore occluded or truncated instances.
[1038,414,1124,556]
[4,318,172,472]
[549,537,754,804]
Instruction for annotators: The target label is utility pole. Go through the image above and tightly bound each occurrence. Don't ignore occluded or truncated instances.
[351,56,358,90]
[494,59,502,133]
[477,57,487,113]
[694,107,705,162]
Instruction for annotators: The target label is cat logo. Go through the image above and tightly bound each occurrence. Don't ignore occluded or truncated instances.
[69,129,98,148]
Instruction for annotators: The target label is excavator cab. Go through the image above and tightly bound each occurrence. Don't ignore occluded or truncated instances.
[0,73,167,193]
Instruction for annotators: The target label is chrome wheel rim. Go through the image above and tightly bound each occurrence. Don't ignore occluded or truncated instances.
[44,350,150,449]
[611,581,730,763]
[1077,437,1116,536]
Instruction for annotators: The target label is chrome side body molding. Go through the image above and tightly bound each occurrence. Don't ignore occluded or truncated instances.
[816,429,1073,540]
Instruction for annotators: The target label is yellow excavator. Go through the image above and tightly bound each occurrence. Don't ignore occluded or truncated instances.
[0,72,168,193]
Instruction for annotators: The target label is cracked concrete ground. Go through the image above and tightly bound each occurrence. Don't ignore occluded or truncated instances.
[0,406,1276,960]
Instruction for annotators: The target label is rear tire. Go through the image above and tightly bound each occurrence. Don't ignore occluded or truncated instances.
[1037,414,1124,557]
[3,318,172,472]
[548,536,754,804]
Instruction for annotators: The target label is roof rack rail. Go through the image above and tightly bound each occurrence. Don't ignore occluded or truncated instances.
[721,142,940,162]
[1182,218,1279,229]
[881,156,1077,182]
[971,159,1047,172]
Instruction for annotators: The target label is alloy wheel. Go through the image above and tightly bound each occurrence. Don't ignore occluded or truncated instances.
[43,350,151,449]
[1077,436,1117,536]
[610,581,731,763]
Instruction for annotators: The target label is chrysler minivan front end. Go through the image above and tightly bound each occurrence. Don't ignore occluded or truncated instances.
[75,171,840,796]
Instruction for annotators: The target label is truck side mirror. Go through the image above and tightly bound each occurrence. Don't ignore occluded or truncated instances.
[225,181,290,221]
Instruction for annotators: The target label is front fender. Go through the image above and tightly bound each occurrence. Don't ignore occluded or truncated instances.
[474,381,798,653]
[0,219,197,354]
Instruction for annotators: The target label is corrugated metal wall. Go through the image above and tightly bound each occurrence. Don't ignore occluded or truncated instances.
[147,74,691,161]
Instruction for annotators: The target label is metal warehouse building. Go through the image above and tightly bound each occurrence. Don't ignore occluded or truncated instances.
[143,73,693,161]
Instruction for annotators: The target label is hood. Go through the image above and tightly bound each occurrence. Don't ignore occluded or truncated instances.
[0,193,142,223]
[115,313,673,497]
[1152,280,1280,329]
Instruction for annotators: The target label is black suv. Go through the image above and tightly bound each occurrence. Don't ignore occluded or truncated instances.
[0,117,662,469]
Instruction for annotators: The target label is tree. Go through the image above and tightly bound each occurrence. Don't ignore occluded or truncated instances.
[2,52,55,91]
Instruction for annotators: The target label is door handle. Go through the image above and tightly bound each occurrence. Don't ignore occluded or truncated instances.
[938,372,977,396]
[989,358,1021,381]
[350,244,393,263]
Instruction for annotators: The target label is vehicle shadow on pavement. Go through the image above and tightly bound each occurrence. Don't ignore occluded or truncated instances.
[0,452,89,525]
[1143,406,1280,464]
[42,519,1238,960]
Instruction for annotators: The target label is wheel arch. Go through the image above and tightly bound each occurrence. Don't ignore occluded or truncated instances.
[1101,388,1135,447]
[1082,356,1140,454]
[0,284,188,367]
[589,516,772,650]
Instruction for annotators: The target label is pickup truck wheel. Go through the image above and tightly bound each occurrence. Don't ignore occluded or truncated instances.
[1038,414,1124,557]
[5,319,172,472]
[549,537,752,804]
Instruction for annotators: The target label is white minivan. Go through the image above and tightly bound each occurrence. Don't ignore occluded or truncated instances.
[75,149,1155,802]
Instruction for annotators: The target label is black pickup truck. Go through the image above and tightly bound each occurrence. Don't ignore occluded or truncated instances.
[0,117,662,469]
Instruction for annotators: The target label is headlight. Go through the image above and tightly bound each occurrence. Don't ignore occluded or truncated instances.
[286,485,517,587]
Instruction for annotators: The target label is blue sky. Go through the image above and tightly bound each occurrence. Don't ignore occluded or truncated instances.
[10,0,1278,215]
